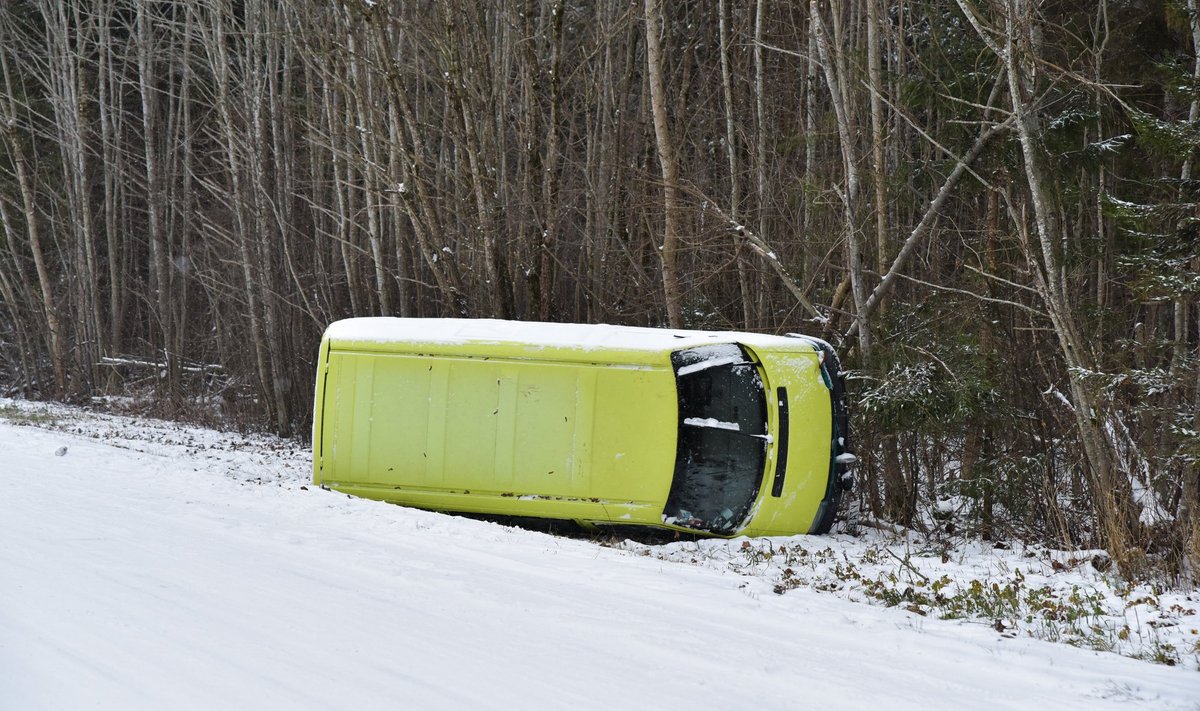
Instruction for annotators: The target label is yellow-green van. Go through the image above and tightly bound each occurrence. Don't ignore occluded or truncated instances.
[311,318,852,536]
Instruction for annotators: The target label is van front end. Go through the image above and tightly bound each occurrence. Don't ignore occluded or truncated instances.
[658,337,851,538]
[806,337,854,534]
[727,338,850,537]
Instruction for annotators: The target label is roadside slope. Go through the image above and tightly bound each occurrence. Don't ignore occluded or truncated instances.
[0,413,1196,710]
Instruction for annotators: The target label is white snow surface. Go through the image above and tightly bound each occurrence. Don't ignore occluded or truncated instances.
[683,416,741,431]
[322,316,821,355]
[1,400,1197,710]
[676,354,746,376]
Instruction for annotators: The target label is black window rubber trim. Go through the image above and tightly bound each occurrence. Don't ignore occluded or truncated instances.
[771,386,789,497]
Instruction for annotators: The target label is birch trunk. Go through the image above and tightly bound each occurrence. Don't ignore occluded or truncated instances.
[958,0,1139,563]
[810,1,870,355]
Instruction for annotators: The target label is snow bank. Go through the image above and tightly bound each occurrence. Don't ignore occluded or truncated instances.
[0,400,1196,710]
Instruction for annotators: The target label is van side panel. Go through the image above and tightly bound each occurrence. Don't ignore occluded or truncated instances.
[318,348,677,523]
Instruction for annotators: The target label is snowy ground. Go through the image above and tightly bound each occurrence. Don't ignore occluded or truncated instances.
[1,398,1198,710]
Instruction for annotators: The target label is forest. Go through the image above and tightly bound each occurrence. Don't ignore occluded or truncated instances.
[0,0,1197,580]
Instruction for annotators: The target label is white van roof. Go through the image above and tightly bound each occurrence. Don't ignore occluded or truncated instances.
[323,317,829,355]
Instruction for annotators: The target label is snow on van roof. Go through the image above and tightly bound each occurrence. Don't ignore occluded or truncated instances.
[323,317,821,353]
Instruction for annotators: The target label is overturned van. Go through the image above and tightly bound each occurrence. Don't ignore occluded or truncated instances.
[311,318,852,536]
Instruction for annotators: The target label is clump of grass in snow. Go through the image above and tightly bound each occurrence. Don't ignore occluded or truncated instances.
[0,403,64,427]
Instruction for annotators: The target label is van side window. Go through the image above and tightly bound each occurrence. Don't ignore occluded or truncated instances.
[663,345,768,533]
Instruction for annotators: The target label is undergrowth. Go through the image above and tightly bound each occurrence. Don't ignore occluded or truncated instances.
[0,403,64,427]
[628,534,1200,670]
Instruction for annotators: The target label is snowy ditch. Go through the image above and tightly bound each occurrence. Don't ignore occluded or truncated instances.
[619,533,1200,670]
[2,396,1198,680]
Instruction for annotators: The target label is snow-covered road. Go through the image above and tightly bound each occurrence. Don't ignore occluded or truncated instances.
[1,413,1197,710]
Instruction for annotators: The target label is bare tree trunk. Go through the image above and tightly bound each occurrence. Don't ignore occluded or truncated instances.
[0,197,39,393]
[325,79,361,316]
[387,102,415,317]
[1181,0,1200,577]
[43,0,102,390]
[537,0,565,321]
[247,0,292,435]
[957,0,1138,564]
[803,9,817,247]
[0,46,66,395]
[810,1,870,355]
[359,4,463,313]
[867,0,888,275]
[753,0,769,329]
[200,0,278,428]
[347,31,390,317]
[718,0,752,329]
[442,4,509,319]
[1192,303,1200,567]
[96,0,126,381]
[136,1,181,399]
[1175,0,1200,377]
[644,0,684,328]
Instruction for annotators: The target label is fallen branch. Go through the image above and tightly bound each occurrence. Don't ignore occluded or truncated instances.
[99,356,225,375]
[684,188,825,323]
[890,271,1048,318]
[845,115,1016,340]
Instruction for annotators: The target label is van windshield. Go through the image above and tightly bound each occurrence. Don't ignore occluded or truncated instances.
[663,344,768,533]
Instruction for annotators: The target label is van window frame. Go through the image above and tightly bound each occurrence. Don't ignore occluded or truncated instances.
[662,344,770,534]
